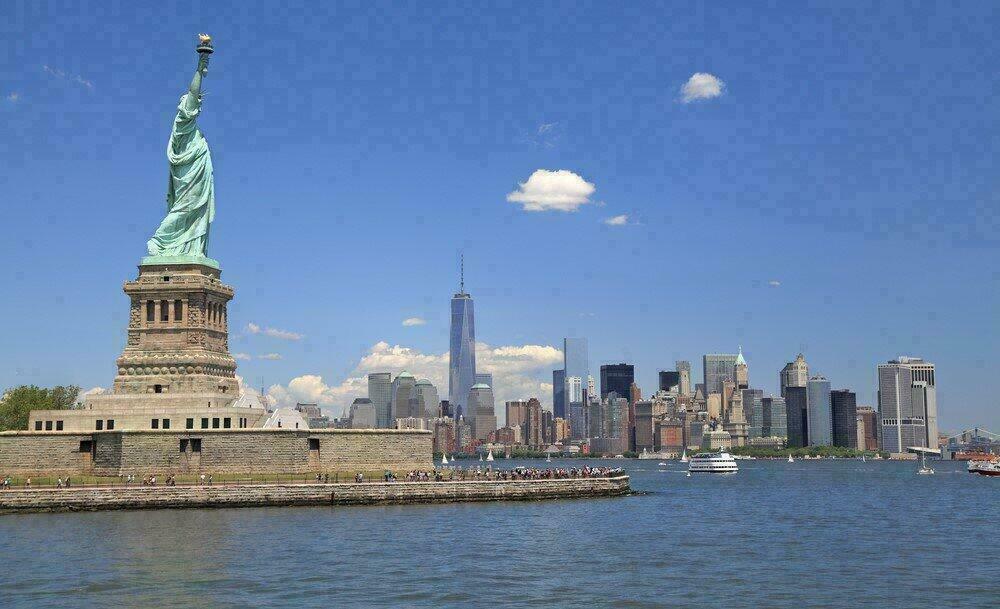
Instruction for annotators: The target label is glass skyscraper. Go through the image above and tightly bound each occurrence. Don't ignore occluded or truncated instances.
[368,372,392,428]
[449,282,476,419]
[830,389,858,448]
[878,357,936,453]
[784,386,808,447]
[600,363,634,401]
[703,354,738,395]
[807,376,833,446]
[552,369,566,419]
[762,396,787,439]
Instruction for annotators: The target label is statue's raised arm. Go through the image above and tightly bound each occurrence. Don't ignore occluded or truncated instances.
[144,35,217,264]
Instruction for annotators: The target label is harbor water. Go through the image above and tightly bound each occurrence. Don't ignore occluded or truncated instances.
[0,459,995,608]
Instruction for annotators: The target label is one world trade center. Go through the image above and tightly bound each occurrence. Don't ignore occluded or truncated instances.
[449,261,476,419]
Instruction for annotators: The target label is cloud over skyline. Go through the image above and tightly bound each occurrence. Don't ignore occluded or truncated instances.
[603,214,629,226]
[42,65,94,90]
[507,169,596,212]
[681,72,724,103]
[402,317,426,326]
[247,322,303,341]
[267,340,562,419]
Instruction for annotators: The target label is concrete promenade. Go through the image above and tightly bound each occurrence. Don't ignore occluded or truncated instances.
[0,475,630,514]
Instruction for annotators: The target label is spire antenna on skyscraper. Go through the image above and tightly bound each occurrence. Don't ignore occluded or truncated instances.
[460,251,465,294]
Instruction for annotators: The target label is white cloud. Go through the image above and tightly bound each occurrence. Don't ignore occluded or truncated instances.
[233,352,252,361]
[681,72,724,103]
[257,353,283,360]
[267,341,562,417]
[43,65,94,90]
[402,317,426,327]
[6,92,19,103]
[603,214,629,226]
[768,280,781,287]
[247,322,303,341]
[507,169,596,212]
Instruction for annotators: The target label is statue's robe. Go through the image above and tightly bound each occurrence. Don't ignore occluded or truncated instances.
[146,92,214,257]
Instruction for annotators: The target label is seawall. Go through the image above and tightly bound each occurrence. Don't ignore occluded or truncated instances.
[0,428,432,477]
[0,476,631,514]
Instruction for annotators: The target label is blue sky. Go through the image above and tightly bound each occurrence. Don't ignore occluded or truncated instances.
[2,1,998,430]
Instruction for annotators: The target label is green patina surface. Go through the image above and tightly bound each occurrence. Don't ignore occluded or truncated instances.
[145,48,217,261]
[140,254,220,269]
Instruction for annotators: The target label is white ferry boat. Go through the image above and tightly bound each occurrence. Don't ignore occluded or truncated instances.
[688,451,739,474]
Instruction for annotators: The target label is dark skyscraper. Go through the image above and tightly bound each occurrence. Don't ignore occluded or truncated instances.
[658,370,680,393]
[785,386,808,448]
[601,364,635,402]
[552,369,566,420]
[831,389,858,448]
[448,259,476,418]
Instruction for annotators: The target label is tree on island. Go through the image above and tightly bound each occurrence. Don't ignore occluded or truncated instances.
[0,385,81,431]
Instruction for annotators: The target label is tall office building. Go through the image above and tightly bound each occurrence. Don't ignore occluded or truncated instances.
[676,361,692,396]
[468,383,496,441]
[449,261,476,418]
[552,369,566,420]
[348,397,377,429]
[413,379,440,420]
[524,398,543,448]
[785,386,808,448]
[566,376,585,439]
[506,400,529,431]
[735,348,749,390]
[390,371,417,422]
[762,396,787,439]
[806,376,832,446]
[743,388,764,438]
[878,357,937,453]
[601,363,635,401]
[856,406,878,451]
[830,389,858,448]
[780,353,809,397]
[564,338,589,386]
[368,372,392,428]
[474,373,493,388]
[557,337,589,419]
[703,354,738,395]
[659,370,681,393]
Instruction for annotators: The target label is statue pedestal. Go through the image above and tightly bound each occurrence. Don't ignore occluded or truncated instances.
[112,261,237,397]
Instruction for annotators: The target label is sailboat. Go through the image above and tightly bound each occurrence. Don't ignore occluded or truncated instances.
[680,448,689,464]
[486,450,494,462]
[917,452,934,475]
[479,454,483,462]
[545,453,552,463]
[441,453,449,465]
[861,454,866,463]
[787,454,794,463]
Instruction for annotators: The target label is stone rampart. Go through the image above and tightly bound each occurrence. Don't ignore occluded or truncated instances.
[0,429,432,476]
[0,476,631,513]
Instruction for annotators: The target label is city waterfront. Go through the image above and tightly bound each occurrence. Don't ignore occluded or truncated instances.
[1,459,994,608]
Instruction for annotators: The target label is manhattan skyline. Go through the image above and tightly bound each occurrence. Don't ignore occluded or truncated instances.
[2,2,999,430]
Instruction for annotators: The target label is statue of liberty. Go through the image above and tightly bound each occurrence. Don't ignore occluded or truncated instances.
[145,35,217,265]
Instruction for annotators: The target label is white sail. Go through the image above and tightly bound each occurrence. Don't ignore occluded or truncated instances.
[486,450,494,462]
[680,448,689,463]
[441,454,449,465]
